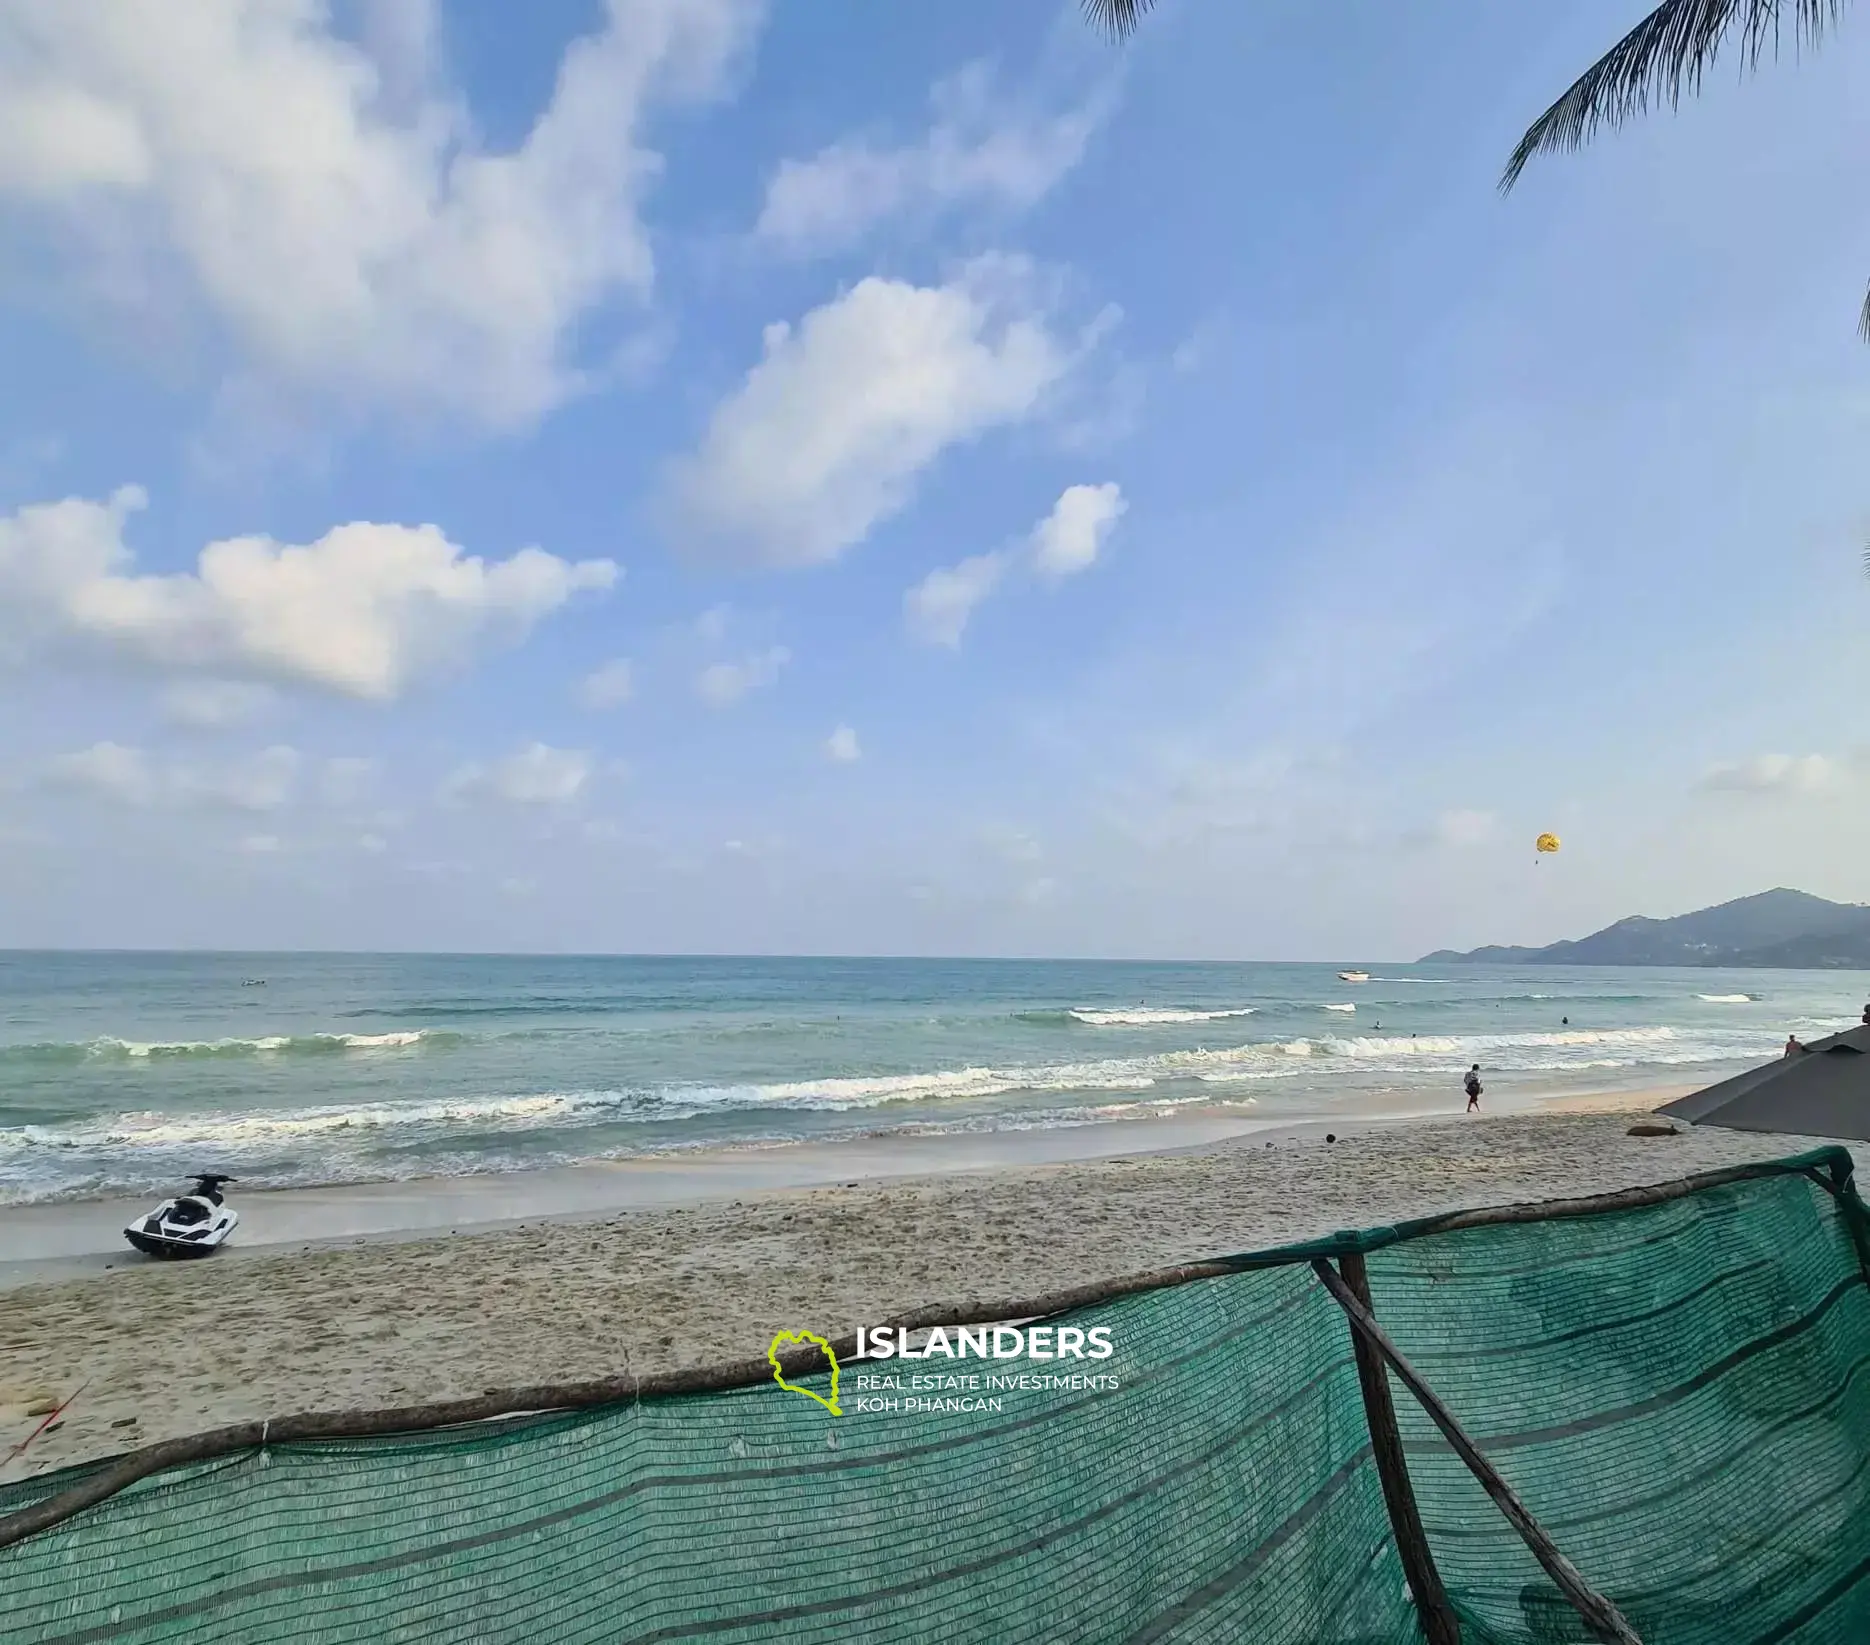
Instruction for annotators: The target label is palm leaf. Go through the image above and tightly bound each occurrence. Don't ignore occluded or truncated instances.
[1081,0,1157,40]
[1502,0,1844,191]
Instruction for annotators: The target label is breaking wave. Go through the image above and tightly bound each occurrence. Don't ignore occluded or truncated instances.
[1066,1006,1258,1027]
[0,1030,458,1065]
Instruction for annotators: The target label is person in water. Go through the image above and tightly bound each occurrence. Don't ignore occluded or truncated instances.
[1464,1064,1482,1112]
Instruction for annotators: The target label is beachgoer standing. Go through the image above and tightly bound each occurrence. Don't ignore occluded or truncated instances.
[1785,1035,1803,1058]
[1860,1002,1870,1027]
[1464,1064,1482,1112]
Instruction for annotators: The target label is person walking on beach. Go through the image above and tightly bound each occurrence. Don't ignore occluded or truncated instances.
[1464,1064,1482,1112]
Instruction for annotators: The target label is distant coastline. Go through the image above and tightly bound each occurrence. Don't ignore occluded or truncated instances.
[1424,888,1870,969]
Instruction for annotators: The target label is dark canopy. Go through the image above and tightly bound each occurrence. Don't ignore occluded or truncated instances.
[1660,1026,1870,1140]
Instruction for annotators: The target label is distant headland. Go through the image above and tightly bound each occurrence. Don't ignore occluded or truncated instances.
[1421,889,1870,969]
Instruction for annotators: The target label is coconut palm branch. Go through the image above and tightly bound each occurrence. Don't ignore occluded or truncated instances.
[1503,1,1863,340]
[1081,0,1156,40]
[1502,0,1846,189]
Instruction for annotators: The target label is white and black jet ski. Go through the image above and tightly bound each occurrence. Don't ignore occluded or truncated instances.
[124,1175,239,1259]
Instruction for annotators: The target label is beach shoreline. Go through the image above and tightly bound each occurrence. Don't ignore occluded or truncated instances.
[4,1082,1830,1485]
[0,1077,1697,1284]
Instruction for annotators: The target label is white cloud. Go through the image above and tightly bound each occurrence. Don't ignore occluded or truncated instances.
[160,679,276,729]
[578,657,635,709]
[905,552,1008,648]
[904,481,1122,646]
[697,646,788,706]
[0,0,761,427]
[43,741,301,811]
[1700,753,1842,795]
[1031,481,1125,579]
[446,743,593,806]
[755,61,1107,258]
[239,833,282,854]
[824,724,860,763]
[1435,808,1498,847]
[0,486,616,698]
[668,261,1076,567]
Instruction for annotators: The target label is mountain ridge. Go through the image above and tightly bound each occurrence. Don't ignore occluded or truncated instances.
[1421,889,1870,968]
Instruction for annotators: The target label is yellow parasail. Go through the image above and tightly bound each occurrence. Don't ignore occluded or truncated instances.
[1535,832,1561,855]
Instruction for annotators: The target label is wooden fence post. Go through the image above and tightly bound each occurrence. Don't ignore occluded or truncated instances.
[1337,1251,1462,1645]
[1312,1258,1642,1645]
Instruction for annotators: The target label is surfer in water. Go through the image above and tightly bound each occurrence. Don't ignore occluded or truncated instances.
[1464,1064,1482,1113]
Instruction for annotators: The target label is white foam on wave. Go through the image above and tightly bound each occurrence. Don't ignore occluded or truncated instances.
[78,1029,440,1059]
[2,1021,1781,1196]
[1069,1006,1257,1026]
[5,1090,579,1155]
[1695,994,1754,1004]
[1322,1003,1357,1013]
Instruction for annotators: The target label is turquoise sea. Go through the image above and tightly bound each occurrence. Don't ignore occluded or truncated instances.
[0,951,1863,1205]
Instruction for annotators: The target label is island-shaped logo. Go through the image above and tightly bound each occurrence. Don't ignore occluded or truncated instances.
[768,1329,842,1415]
[762,1323,845,1413]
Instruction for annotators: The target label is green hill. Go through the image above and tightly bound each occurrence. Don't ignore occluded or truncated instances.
[1420,889,1870,968]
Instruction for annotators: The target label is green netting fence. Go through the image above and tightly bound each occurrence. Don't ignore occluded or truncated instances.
[5,1147,1870,1644]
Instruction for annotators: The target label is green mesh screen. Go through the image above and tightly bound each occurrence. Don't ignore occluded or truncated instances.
[4,1149,1869,1645]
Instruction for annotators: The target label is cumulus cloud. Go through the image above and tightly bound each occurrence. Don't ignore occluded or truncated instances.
[577,657,635,709]
[697,646,789,706]
[446,743,592,806]
[0,486,616,698]
[0,0,761,427]
[905,552,1009,648]
[43,741,301,811]
[824,724,861,763]
[755,61,1108,258]
[905,481,1122,647]
[1700,754,1843,795]
[667,261,1076,567]
[1031,482,1125,579]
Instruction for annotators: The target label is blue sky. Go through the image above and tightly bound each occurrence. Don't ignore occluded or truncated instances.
[0,0,1866,958]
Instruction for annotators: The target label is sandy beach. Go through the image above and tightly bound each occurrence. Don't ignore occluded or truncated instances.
[1,1084,1841,1487]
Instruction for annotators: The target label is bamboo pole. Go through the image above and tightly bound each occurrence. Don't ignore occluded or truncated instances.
[1337,1252,1461,1645]
[1310,1259,1642,1645]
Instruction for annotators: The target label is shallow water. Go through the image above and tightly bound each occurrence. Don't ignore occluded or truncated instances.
[1,951,1861,1203]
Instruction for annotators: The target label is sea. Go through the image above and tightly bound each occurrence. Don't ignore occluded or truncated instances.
[0,951,1863,1207]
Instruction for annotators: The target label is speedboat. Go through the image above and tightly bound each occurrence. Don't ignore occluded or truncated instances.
[1337,970,1370,983]
[124,1175,239,1259]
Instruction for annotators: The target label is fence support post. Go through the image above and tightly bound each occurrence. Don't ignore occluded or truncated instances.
[1311,1258,1643,1645]
[1337,1251,1462,1645]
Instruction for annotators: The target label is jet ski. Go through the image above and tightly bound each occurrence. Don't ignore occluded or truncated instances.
[124,1175,239,1259]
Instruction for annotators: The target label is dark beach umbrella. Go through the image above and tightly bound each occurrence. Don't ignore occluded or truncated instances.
[1660,1026,1870,1139]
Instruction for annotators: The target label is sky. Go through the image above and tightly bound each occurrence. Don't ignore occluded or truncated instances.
[0,0,1867,959]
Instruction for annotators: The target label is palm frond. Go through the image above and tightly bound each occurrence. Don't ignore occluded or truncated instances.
[1502,0,1844,191]
[1081,0,1157,41]
[1861,278,1870,343]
